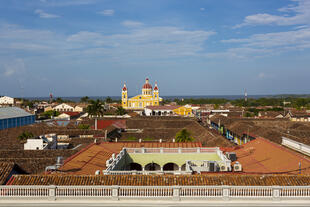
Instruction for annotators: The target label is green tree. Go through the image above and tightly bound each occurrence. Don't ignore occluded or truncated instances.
[18,131,34,142]
[86,99,105,116]
[80,96,90,103]
[105,96,113,103]
[175,129,194,142]
[78,124,90,130]
[116,106,126,115]
[42,110,60,119]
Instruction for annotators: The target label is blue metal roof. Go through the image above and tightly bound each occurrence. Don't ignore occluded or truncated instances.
[0,107,33,119]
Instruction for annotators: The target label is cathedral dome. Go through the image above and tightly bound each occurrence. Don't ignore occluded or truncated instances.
[142,78,152,89]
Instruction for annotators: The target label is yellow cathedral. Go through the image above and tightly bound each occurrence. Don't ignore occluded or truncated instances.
[122,78,162,109]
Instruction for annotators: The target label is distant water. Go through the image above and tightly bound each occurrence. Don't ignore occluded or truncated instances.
[23,95,279,102]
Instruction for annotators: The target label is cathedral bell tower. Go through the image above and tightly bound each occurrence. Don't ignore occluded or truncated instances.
[153,81,159,106]
[122,83,128,108]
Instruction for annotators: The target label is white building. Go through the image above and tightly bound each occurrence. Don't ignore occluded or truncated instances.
[24,134,69,150]
[53,103,74,112]
[24,138,49,150]
[0,96,14,105]
[55,113,71,120]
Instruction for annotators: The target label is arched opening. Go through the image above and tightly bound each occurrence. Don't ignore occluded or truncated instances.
[145,162,160,171]
[163,163,179,171]
[129,162,142,171]
[181,164,186,171]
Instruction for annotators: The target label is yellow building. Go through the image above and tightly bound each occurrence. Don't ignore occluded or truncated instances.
[172,106,192,116]
[122,78,163,109]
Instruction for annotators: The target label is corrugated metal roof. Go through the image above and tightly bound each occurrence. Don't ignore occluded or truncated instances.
[0,107,33,119]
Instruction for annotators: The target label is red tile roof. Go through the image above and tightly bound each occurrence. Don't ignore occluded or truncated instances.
[233,137,310,174]
[62,112,80,117]
[8,174,310,186]
[0,162,15,185]
[92,120,126,130]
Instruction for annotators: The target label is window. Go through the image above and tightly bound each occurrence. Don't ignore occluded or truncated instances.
[123,102,126,104]
[123,95,126,98]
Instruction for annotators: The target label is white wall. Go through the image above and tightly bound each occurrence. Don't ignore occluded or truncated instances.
[53,103,74,112]
[282,137,310,156]
[24,139,46,150]
[0,96,14,105]
[144,108,152,116]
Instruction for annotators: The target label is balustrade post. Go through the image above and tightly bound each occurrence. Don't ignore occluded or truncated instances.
[222,186,230,201]
[48,185,56,201]
[160,147,163,153]
[112,185,119,201]
[178,148,181,153]
[197,148,201,153]
[173,186,181,201]
[273,186,280,201]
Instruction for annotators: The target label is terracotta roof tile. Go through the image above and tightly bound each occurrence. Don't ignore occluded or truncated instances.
[8,174,310,186]
[0,162,15,185]
[233,137,310,174]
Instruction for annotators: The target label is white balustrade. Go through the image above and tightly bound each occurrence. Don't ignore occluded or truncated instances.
[1,185,310,201]
[180,186,223,197]
[230,186,273,197]
[124,147,218,154]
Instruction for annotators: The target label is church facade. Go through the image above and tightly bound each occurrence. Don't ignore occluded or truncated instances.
[122,78,162,109]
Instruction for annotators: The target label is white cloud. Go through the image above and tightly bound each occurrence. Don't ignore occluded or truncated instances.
[2,59,25,77]
[0,23,216,62]
[98,9,115,16]
[223,28,310,49]
[35,9,60,18]
[258,72,265,79]
[122,20,144,27]
[213,27,310,59]
[200,8,205,11]
[39,0,97,7]
[235,0,310,28]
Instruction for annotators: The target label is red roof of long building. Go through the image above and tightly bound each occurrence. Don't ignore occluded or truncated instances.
[60,142,202,175]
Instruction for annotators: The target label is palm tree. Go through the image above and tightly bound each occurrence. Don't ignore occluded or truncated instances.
[116,106,126,115]
[86,99,105,117]
[18,131,34,142]
[175,129,194,142]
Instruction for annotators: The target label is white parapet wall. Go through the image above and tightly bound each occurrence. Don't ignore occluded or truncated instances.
[1,185,310,206]
[282,137,310,156]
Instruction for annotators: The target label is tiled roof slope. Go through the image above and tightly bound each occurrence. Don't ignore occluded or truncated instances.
[232,137,310,174]
[60,142,202,175]
[0,162,15,185]
[8,174,310,186]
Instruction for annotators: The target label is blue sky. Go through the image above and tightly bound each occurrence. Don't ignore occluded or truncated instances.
[1,0,310,97]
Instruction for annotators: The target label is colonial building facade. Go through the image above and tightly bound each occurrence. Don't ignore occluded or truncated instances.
[122,78,162,109]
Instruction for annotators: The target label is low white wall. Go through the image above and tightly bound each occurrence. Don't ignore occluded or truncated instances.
[282,137,310,156]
